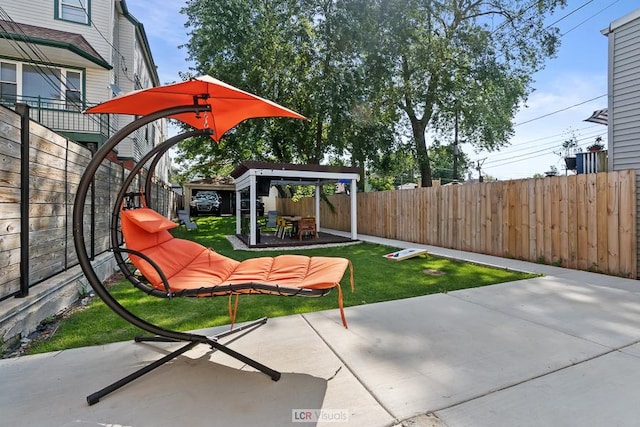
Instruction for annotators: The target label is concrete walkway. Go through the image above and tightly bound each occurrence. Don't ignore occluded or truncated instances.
[2,233,640,426]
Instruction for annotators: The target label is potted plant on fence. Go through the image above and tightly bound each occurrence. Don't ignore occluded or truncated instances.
[559,136,579,170]
[586,136,605,152]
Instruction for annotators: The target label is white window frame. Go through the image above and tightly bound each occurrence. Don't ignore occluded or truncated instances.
[56,0,90,25]
[0,61,18,103]
[64,70,82,110]
[0,61,84,111]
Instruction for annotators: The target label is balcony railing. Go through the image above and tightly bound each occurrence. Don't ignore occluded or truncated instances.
[576,150,607,174]
[0,95,110,142]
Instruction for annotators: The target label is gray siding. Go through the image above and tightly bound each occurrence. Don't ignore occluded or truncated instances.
[608,11,640,276]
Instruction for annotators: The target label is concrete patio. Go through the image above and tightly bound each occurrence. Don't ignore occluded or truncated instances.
[2,233,640,426]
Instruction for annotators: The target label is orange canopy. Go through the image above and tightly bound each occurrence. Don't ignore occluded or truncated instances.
[84,75,307,142]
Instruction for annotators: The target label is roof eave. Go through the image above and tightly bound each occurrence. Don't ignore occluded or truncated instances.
[119,0,160,86]
[602,7,640,35]
[0,33,112,69]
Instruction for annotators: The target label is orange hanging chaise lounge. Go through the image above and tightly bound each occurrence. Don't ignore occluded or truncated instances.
[73,76,354,405]
[120,203,353,328]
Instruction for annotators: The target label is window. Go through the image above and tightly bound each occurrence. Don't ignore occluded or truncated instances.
[0,62,17,103]
[22,64,62,107]
[0,63,83,110]
[65,71,82,110]
[56,0,89,25]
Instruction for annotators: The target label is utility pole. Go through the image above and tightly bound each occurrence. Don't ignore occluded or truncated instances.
[476,159,486,183]
[453,109,459,182]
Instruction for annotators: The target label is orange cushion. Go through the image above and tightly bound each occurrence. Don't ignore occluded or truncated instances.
[162,248,241,290]
[121,209,174,253]
[120,209,349,293]
[265,255,311,284]
[119,208,352,327]
[122,208,177,233]
[133,239,210,287]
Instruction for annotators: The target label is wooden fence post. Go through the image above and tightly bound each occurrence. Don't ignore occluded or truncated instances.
[15,103,30,298]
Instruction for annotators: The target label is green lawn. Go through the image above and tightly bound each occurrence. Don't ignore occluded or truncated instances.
[26,216,536,354]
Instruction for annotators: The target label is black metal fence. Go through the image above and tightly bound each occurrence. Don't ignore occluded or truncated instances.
[0,104,179,302]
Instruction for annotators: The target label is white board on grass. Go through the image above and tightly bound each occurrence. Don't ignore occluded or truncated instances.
[383,248,428,261]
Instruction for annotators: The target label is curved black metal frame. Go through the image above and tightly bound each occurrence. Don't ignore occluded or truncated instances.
[73,105,282,405]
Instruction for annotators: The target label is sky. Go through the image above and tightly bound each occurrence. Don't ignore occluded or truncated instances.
[126,0,640,181]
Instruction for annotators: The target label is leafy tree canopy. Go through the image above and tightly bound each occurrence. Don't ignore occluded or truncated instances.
[349,0,566,186]
[177,0,566,188]
[177,0,394,182]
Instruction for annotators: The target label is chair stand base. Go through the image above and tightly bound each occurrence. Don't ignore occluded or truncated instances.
[86,317,279,405]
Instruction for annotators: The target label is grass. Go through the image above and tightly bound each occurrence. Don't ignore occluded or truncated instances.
[25,216,536,354]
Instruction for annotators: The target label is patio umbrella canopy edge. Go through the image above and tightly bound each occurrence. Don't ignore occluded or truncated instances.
[84,75,307,141]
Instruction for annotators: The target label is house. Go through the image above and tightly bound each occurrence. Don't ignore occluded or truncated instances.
[602,7,640,274]
[0,0,170,181]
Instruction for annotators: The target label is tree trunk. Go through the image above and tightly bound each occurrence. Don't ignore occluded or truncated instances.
[412,120,432,187]
[308,116,323,164]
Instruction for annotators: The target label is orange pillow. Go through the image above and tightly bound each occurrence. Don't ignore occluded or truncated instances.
[122,208,177,233]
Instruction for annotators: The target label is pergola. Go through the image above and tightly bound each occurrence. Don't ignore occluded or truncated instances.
[230,161,361,245]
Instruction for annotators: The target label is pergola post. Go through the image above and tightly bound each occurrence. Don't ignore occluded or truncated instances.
[315,185,321,230]
[249,174,257,245]
[350,179,358,240]
[235,190,242,235]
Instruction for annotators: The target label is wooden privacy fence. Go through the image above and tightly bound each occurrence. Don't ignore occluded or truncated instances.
[0,106,178,302]
[278,170,637,278]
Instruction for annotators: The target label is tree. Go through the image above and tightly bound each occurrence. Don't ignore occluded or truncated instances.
[367,145,417,188]
[178,0,307,173]
[350,0,566,187]
[179,0,394,180]
[178,1,565,188]
[429,143,471,184]
[366,140,470,189]
[367,175,395,191]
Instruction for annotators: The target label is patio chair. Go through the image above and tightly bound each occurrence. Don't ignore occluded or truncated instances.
[266,210,279,228]
[276,216,294,239]
[84,201,353,405]
[177,209,197,230]
[298,217,318,240]
[72,87,350,405]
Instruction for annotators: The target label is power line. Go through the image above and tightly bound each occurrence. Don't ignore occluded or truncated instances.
[0,7,120,136]
[479,1,617,173]
[515,94,606,127]
[482,124,604,161]
[561,0,621,36]
[77,1,166,140]
[490,0,593,38]
[545,0,594,30]
[482,128,607,170]
[78,1,137,85]
[477,125,607,169]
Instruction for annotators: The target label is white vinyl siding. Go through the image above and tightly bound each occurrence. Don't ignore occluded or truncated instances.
[0,2,113,102]
[115,14,137,94]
